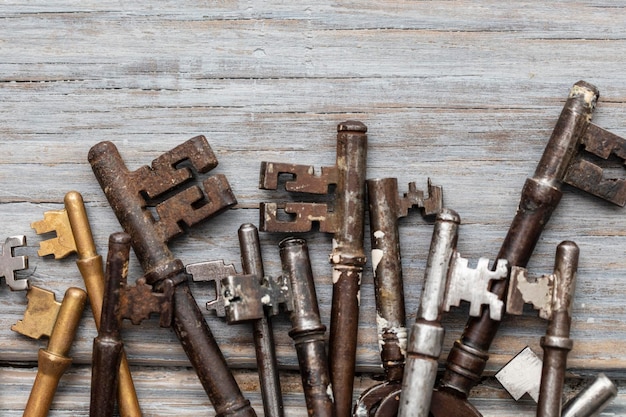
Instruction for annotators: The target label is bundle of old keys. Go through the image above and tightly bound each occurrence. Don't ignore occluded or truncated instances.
[3,79,626,416]
[188,224,334,417]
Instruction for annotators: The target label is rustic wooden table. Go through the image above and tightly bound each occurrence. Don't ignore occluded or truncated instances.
[1,1,626,416]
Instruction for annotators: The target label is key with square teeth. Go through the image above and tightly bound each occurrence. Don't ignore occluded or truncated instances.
[352,177,442,417]
[189,228,334,417]
[259,121,367,417]
[0,235,28,291]
[88,137,256,417]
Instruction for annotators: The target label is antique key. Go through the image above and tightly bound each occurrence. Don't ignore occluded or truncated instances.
[506,241,578,417]
[354,209,507,417]
[189,227,334,417]
[88,138,257,417]
[496,348,617,417]
[430,81,626,416]
[12,286,87,417]
[352,177,442,416]
[0,235,29,291]
[187,223,285,417]
[90,233,129,417]
[259,121,367,417]
[31,191,142,417]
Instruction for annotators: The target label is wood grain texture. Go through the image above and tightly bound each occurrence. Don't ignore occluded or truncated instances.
[1,1,626,415]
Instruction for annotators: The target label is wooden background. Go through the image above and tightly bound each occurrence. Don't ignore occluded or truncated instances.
[1,1,626,416]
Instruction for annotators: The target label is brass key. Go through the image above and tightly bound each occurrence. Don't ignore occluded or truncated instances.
[31,190,142,417]
[430,81,626,417]
[12,286,87,417]
[89,137,256,417]
[259,121,367,417]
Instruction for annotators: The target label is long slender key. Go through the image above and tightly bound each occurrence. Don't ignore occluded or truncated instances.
[90,233,129,417]
[189,228,334,417]
[497,349,618,417]
[12,286,87,417]
[32,191,142,417]
[352,178,442,416]
[259,121,367,417]
[187,223,285,417]
[357,209,507,417]
[506,241,578,417]
[431,81,626,416]
[88,138,257,417]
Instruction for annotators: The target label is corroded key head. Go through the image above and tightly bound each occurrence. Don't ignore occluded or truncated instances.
[0,235,29,291]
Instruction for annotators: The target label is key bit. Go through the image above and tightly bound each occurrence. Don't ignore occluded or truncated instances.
[91,232,129,417]
[13,286,87,417]
[352,177,443,417]
[260,121,367,417]
[89,138,256,417]
[0,235,29,291]
[495,346,543,402]
[119,276,174,327]
[11,286,61,339]
[186,260,238,318]
[31,191,143,417]
[444,255,508,321]
[432,81,626,417]
[496,348,617,417]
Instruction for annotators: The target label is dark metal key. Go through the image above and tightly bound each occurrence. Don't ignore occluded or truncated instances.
[431,81,626,416]
[259,121,367,417]
[88,137,256,417]
[90,232,130,417]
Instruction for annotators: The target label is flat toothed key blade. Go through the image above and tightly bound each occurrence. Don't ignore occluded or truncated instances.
[0,235,29,291]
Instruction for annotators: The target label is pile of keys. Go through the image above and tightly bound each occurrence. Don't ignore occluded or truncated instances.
[1,80,624,417]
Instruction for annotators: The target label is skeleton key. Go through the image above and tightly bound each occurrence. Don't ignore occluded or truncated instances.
[12,286,87,417]
[505,241,578,417]
[88,138,257,417]
[90,233,131,417]
[352,177,442,417]
[496,348,617,417]
[354,209,506,417]
[32,191,142,417]
[187,223,285,417]
[0,235,29,291]
[189,228,334,417]
[431,81,626,417]
[259,121,367,417]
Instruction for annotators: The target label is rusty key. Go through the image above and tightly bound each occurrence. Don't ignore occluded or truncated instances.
[88,138,257,417]
[90,232,130,417]
[260,121,367,417]
[430,81,626,416]
[506,241,578,417]
[352,177,442,416]
[189,227,334,417]
[12,286,87,417]
[32,191,142,417]
[187,223,285,417]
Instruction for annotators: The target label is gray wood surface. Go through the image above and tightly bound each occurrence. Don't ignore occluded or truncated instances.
[1,1,626,415]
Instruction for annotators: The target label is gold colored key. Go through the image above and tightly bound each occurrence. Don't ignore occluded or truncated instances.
[12,286,86,417]
[31,191,142,417]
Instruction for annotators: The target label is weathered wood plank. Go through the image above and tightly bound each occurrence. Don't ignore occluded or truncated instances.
[2,1,626,415]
